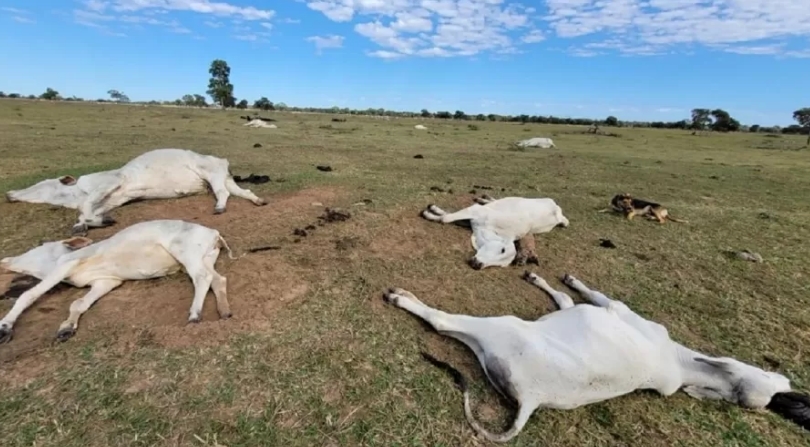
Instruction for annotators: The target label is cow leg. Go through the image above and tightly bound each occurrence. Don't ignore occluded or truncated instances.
[204,249,231,319]
[0,261,78,343]
[513,235,538,266]
[562,274,617,308]
[522,272,574,310]
[73,187,121,234]
[56,279,122,342]
[225,177,266,207]
[383,287,491,356]
[422,204,482,224]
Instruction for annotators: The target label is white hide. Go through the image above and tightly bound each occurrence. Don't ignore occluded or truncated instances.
[384,273,793,443]
[516,137,556,149]
[0,220,236,342]
[5,148,266,234]
[414,124,428,130]
[243,119,277,128]
[421,197,569,269]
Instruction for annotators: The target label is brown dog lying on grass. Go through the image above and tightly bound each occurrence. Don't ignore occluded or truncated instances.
[603,193,688,224]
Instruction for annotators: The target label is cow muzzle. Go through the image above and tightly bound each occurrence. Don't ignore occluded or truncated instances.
[468,258,484,270]
[5,192,17,203]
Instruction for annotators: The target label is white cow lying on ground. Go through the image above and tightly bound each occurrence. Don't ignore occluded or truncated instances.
[421,196,569,269]
[5,148,267,235]
[516,137,555,149]
[383,273,810,442]
[0,220,236,343]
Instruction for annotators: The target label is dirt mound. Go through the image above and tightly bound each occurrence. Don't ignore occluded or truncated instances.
[0,187,345,364]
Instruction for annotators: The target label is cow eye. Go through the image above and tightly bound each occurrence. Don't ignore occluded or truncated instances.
[501,248,506,254]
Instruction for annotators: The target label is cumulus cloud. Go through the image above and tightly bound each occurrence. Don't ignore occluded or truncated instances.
[306,34,345,53]
[304,0,810,59]
[72,0,276,41]
[307,0,536,58]
[83,0,274,20]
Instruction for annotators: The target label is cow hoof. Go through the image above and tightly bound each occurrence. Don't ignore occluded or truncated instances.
[254,199,268,207]
[522,270,534,281]
[219,312,232,320]
[188,315,201,324]
[213,208,225,215]
[0,326,13,344]
[56,327,75,342]
[101,216,117,226]
[382,288,398,305]
[562,274,576,286]
[5,193,16,203]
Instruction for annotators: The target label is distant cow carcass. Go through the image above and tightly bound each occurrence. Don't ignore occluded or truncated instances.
[5,148,267,234]
[0,220,237,343]
[414,124,427,130]
[516,137,556,149]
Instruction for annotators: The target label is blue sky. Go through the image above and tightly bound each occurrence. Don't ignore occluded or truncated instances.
[0,0,808,126]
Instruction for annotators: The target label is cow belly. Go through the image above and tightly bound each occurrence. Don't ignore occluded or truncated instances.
[122,168,208,199]
[68,246,181,286]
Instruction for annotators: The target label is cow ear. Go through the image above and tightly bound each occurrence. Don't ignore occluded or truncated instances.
[59,175,77,186]
[62,236,93,250]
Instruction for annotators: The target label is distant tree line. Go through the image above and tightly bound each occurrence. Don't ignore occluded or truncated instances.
[1,58,808,145]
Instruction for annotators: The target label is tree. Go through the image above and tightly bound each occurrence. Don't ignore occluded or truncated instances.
[420,108,431,118]
[749,124,760,133]
[690,108,711,131]
[453,110,467,120]
[206,59,234,108]
[107,89,130,103]
[793,108,810,145]
[605,115,619,126]
[253,97,274,111]
[275,102,288,110]
[709,109,740,132]
[236,99,248,109]
[40,87,60,100]
[475,113,486,121]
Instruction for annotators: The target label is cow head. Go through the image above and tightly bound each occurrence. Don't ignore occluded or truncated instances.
[5,175,86,209]
[468,227,517,270]
[0,236,94,279]
[682,356,792,409]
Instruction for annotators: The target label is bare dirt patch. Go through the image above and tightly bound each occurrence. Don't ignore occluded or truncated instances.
[0,186,346,364]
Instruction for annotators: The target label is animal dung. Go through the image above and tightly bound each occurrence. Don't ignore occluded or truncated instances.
[414,154,424,159]
[233,174,270,184]
[599,238,617,249]
[319,208,351,223]
[316,165,334,172]
[253,143,262,148]
[248,245,282,253]
[430,186,446,192]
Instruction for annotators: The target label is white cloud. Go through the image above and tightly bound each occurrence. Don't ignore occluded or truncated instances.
[307,0,534,58]
[72,0,277,41]
[306,34,345,52]
[304,0,810,59]
[86,0,274,20]
[544,0,810,57]
[12,16,35,24]
[1,7,28,14]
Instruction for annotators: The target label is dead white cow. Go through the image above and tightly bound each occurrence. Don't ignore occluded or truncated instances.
[421,196,569,269]
[5,148,267,234]
[516,137,556,149]
[0,220,236,343]
[383,272,810,442]
[414,124,427,130]
[243,119,278,128]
